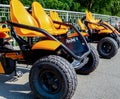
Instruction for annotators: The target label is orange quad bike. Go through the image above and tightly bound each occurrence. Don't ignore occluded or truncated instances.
[78,10,120,59]
[4,0,100,98]
[0,0,78,99]
[31,1,99,74]
[1,0,98,98]
[48,9,99,73]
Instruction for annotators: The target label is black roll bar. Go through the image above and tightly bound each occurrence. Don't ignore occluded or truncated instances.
[7,21,90,61]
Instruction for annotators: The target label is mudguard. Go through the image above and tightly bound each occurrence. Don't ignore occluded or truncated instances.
[98,29,112,34]
[32,40,62,51]
[0,28,10,38]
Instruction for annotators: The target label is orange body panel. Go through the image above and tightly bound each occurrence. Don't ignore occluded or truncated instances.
[95,25,105,30]
[0,32,9,38]
[5,52,24,60]
[81,32,89,36]
[98,29,112,34]
[0,28,10,38]
[68,32,88,38]
[32,40,61,51]
[68,32,79,38]
[0,28,10,33]
[103,22,120,34]
[0,62,5,73]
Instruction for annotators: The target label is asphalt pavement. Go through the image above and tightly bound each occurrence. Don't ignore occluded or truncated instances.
[0,48,120,99]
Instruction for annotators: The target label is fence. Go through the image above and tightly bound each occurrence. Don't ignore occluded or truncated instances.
[0,4,120,24]
[0,4,120,46]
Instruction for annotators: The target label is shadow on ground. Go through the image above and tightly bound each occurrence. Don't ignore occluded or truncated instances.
[0,65,34,99]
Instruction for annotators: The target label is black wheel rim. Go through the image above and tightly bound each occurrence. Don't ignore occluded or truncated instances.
[39,69,62,94]
[102,42,112,53]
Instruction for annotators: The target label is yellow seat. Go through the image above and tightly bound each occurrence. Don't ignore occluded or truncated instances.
[86,10,99,23]
[85,11,98,30]
[10,0,45,37]
[68,32,89,37]
[50,11,59,22]
[49,10,61,29]
[49,10,68,29]
[85,10,104,30]
[77,19,89,37]
[32,2,68,36]
[10,0,62,51]
[78,19,87,31]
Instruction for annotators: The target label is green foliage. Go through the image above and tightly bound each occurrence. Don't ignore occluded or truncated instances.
[20,0,33,6]
[40,0,74,11]
[110,0,120,16]
[0,0,9,4]
[0,0,120,16]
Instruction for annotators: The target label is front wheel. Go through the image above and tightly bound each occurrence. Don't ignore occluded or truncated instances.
[75,45,99,75]
[97,37,118,59]
[29,55,77,99]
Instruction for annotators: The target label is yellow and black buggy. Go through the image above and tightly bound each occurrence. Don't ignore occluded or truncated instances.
[0,0,99,98]
[78,11,120,59]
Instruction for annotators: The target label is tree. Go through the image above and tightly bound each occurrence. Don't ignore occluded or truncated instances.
[110,0,120,16]
[74,0,112,14]
[71,2,81,11]
[20,0,33,6]
[74,0,95,11]
[41,0,73,10]
[0,0,9,4]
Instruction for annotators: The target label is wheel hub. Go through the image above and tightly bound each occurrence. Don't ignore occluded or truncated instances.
[39,70,61,94]
[102,42,112,53]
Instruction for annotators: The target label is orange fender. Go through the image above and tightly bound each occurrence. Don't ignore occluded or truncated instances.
[0,28,10,38]
[32,40,61,51]
[98,29,112,34]
[81,32,89,37]
[68,32,89,37]
[0,62,5,73]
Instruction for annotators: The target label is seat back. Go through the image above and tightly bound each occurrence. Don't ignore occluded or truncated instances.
[10,0,44,37]
[86,10,95,22]
[32,2,55,31]
[50,10,63,29]
[50,11,62,22]
[49,11,57,21]
[49,10,68,30]
[85,10,98,29]
[78,19,86,30]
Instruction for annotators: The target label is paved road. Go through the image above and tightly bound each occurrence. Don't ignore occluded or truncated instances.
[0,48,120,99]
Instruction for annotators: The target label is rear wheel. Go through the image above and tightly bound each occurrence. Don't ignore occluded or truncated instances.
[75,45,99,75]
[97,37,118,59]
[29,55,77,99]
